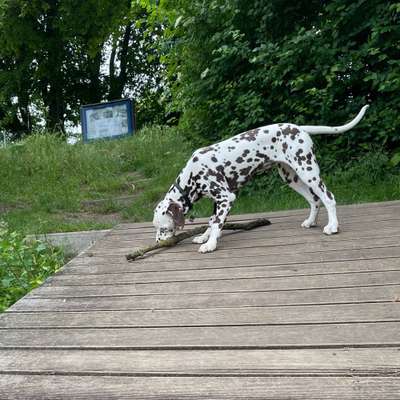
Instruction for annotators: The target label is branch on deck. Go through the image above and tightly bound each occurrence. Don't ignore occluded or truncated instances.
[126,218,271,262]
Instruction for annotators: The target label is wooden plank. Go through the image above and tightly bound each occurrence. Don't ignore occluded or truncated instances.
[8,285,400,312]
[52,258,400,284]
[107,238,400,262]
[1,348,399,376]
[30,270,400,298]
[99,224,400,249]
[1,302,400,329]
[1,322,400,349]
[66,246,400,273]
[1,375,399,400]
[60,256,400,278]
[93,232,400,256]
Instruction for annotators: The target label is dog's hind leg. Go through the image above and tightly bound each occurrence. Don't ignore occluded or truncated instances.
[277,163,321,228]
[291,161,338,235]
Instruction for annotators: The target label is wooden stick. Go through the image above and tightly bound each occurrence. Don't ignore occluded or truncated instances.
[126,218,271,261]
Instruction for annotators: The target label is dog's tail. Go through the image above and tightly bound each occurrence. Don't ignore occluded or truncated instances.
[300,105,369,135]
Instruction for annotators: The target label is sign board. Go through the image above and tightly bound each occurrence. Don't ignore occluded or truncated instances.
[80,99,135,142]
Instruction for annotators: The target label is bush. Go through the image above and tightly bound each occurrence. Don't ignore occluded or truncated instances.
[156,0,400,157]
[0,222,65,311]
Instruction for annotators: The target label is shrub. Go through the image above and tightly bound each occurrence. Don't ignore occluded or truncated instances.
[0,222,65,311]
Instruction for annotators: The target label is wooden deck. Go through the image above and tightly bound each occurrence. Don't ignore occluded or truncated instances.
[1,200,400,399]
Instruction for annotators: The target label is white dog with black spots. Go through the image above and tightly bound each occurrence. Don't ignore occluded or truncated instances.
[153,105,369,253]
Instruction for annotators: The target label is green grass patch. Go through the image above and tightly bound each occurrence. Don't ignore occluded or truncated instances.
[0,126,187,233]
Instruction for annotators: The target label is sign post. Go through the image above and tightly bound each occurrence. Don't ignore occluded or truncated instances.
[80,99,135,143]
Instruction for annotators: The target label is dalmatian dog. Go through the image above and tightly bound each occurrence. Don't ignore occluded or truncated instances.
[153,105,369,253]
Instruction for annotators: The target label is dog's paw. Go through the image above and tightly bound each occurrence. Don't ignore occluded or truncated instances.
[323,224,339,235]
[192,235,209,244]
[198,241,217,253]
[301,219,317,229]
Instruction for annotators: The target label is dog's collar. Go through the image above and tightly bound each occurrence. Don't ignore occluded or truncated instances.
[173,182,193,212]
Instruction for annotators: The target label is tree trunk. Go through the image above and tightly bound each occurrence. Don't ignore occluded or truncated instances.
[87,49,103,104]
[108,22,132,100]
[43,0,66,133]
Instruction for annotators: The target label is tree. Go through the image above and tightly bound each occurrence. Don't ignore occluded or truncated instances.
[151,0,400,157]
[0,0,165,136]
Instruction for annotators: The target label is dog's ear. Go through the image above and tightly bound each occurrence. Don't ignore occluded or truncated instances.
[167,202,185,229]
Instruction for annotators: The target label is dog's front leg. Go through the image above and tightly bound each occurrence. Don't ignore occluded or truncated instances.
[192,203,217,244]
[192,215,215,244]
[198,192,236,253]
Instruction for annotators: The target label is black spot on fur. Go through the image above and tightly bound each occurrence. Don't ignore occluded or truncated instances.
[309,188,319,202]
[240,166,252,176]
[239,129,260,142]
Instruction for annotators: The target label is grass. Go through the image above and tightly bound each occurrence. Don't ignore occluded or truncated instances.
[0,126,399,235]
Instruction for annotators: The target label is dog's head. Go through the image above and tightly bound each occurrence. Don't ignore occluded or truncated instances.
[153,199,185,242]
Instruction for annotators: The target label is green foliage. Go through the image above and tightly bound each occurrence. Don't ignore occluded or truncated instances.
[0,221,64,311]
[151,0,400,158]
[0,0,166,135]
[390,151,400,167]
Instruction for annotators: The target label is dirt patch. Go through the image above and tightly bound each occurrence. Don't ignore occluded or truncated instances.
[0,202,26,213]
